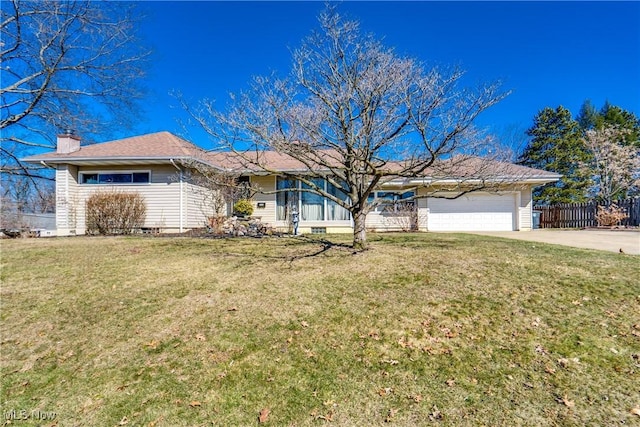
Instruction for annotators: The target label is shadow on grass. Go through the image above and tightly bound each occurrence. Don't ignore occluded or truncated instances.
[174,234,357,262]
[284,235,355,261]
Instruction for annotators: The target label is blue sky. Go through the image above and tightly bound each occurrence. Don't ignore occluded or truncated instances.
[135,1,640,152]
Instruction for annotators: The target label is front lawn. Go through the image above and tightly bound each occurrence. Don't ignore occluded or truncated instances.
[1,234,638,426]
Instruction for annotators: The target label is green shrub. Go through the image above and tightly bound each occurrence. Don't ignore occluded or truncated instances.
[233,199,254,217]
[86,190,146,235]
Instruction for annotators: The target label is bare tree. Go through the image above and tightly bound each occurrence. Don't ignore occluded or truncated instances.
[178,159,247,231]
[581,125,640,204]
[1,0,149,194]
[186,6,510,249]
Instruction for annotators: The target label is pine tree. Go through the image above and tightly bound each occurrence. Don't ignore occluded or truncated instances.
[518,106,592,204]
[599,103,640,147]
[576,100,599,131]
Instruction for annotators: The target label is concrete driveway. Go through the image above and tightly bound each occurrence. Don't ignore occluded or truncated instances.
[467,229,640,255]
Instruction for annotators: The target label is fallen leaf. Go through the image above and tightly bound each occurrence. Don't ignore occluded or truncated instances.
[144,340,158,350]
[535,344,548,355]
[630,406,640,416]
[408,394,423,403]
[316,410,334,422]
[384,408,397,422]
[189,401,201,408]
[429,405,442,421]
[258,408,270,423]
[560,395,574,408]
[118,416,129,426]
[378,387,393,396]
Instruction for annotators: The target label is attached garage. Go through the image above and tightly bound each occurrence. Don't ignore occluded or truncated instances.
[427,192,517,231]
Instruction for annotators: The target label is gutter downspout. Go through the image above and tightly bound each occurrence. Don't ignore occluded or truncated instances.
[170,159,184,233]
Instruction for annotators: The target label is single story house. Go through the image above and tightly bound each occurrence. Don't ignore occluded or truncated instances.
[22,131,560,235]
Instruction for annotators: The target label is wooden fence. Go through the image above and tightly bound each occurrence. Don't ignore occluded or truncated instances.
[534,198,640,228]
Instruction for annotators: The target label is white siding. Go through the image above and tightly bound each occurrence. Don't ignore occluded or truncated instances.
[251,175,277,226]
[365,211,414,231]
[518,187,533,230]
[55,164,79,235]
[57,166,539,235]
[184,180,218,229]
[417,195,428,231]
[73,165,182,233]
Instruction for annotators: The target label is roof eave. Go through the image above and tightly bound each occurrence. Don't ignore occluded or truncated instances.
[405,176,561,186]
[21,155,220,169]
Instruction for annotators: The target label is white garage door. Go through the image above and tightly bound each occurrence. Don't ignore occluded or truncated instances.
[427,193,516,231]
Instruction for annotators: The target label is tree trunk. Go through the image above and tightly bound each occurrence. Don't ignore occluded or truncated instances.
[352,210,368,250]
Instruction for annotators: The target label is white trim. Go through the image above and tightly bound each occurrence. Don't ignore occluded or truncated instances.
[78,170,152,185]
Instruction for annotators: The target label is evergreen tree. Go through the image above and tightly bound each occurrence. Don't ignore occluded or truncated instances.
[576,100,599,131]
[599,103,640,147]
[518,106,592,204]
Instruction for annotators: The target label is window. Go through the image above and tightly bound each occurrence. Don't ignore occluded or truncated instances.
[327,181,350,221]
[370,190,416,213]
[236,176,251,200]
[276,177,298,221]
[80,171,150,185]
[301,178,325,221]
[276,177,351,222]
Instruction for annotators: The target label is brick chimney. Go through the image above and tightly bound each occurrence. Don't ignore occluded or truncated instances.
[56,130,81,154]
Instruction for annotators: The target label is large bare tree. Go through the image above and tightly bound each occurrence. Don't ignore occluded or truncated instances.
[1,0,149,207]
[187,6,510,249]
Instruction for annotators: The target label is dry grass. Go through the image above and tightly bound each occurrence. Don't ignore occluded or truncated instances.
[1,233,639,426]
